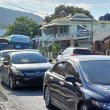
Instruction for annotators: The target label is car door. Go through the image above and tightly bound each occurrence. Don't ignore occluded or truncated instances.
[1,55,11,84]
[59,61,82,110]
[49,61,66,108]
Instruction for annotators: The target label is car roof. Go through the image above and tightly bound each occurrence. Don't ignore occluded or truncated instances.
[66,46,90,50]
[60,55,110,62]
[8,51,40,55]
[24,49,40,51]
[0,50,19,52]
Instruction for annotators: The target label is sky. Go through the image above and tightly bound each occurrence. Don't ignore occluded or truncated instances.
[1,0,110,20]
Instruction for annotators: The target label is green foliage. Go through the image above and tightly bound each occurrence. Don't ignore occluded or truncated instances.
[4,16,42,38]
[52,45,60,52]
[44,5,94,23]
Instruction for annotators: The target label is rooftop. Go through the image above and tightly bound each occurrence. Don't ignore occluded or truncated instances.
[62,55,110,62]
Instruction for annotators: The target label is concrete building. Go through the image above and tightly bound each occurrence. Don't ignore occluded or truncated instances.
[40,13,110,52]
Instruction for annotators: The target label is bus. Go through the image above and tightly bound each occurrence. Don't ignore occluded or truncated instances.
[5,35,30,49]
[0,38,10,51]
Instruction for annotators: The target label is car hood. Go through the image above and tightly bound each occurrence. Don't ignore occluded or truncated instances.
[12,62,52,71]
[88,84,110,102]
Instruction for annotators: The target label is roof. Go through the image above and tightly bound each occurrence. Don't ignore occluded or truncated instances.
[0,50,19,52]
[9,51,40,55]
[41,22,72,28]
[67,46,90,50]
[61,55,110,62]
[69,13,97,22]
[31,37,42,40]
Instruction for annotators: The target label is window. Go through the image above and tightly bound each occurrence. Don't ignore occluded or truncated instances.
[4,55,10,62]
[102,23,106,27]
[62,49,67,55]
[53,62,66,76]
[64,62,77,78]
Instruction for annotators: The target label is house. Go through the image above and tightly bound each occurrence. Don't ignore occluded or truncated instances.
[40,13,110,52]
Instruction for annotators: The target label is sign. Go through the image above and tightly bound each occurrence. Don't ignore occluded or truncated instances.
[12,38,30,43]
[76,25,92,37]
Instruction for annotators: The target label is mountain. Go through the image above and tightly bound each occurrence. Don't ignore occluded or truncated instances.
[0,7,44,29]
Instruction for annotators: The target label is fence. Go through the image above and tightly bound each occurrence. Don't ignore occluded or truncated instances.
[42,52,59,60]
[94,50,110,55]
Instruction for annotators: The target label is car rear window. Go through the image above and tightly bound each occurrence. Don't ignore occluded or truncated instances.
[73,49,92,55]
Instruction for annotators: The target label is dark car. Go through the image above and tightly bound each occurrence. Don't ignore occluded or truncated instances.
[1,51,52,89]
[43,55,110,110]
[56,47,92,61]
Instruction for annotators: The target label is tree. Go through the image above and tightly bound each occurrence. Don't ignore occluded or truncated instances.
[52,45,60,52]
[44,5,94,23]
[4,16,42,38]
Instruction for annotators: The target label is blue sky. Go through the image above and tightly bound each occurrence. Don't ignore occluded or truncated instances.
[1,0,110,20]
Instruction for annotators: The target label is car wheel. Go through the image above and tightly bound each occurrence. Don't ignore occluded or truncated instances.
[9,76,15,90]
[45,86,52,108]
[80,102,88,110]
[1,77,3,83]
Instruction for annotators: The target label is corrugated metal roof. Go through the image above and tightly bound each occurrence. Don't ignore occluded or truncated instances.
[42,22,72,28]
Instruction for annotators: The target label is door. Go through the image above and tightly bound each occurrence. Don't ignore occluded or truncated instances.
[49,61,66,108]
[59,61,82,110]
[1,55,10,84]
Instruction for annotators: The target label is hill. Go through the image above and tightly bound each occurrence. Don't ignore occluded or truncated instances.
[0,7,44,29]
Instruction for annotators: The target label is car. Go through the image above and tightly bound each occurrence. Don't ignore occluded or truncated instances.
[24,49,42,55]
[43,55,110,110]
[1,51,52,89]
[56,47,92,61]
[0,50,19,69]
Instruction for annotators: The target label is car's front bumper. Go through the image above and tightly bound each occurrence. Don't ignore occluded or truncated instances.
[12,75,44,87]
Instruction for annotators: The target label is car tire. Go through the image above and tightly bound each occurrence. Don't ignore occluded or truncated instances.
[1,77,3,83]
[79,102,89,110]
[9,76,15,90]
[45,86,52,108]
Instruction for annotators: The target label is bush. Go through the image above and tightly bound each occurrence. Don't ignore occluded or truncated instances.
[52,45,60,52]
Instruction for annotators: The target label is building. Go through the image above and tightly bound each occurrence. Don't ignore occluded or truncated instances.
[40,13,110,52]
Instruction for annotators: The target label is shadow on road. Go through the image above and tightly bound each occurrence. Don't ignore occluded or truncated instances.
[1,83,43,96]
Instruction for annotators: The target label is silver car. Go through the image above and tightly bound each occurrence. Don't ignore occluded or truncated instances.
[56,47,92,61]
[0,50,19,68]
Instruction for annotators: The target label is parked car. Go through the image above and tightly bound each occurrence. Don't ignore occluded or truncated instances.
[43,55,110,110]
[1,51,52,89]
[0,50,19,69]
[24,49,43,55]
[56,47,92,61]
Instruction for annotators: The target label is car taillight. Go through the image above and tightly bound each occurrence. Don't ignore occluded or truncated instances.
[82,49,85,50]
[71,53,77,56]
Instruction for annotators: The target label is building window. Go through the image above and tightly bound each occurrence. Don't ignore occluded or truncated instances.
[102,23,106,27]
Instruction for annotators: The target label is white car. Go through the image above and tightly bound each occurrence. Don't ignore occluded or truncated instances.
[56,47,92,61]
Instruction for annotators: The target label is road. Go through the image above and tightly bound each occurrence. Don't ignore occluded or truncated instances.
[0,77,60,110]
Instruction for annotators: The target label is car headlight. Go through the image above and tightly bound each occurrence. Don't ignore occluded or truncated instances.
[92,100,110,109]
[12,70,24,76]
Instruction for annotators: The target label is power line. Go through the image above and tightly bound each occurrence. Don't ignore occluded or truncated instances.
[1,0,49,16]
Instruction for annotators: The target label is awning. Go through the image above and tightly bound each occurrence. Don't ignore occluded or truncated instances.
[41,22,72,28]
[73,36,92,40]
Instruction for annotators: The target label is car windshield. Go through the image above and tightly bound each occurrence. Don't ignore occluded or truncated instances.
[80,61,110,85]
[12,53,47,64]
[2,51,17,58]
[73,49,92,55]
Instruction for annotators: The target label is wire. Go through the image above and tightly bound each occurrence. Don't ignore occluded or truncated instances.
[1,0,49,16]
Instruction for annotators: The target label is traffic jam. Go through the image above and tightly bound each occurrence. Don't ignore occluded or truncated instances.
[0,35,110,110]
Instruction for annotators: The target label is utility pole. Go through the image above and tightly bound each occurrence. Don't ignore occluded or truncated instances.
[91,17,93,51]
[38,29,39,49]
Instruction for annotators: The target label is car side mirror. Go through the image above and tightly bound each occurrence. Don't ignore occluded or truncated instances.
[65,76,76,83]
[59,53,61,55]
[4,61,9,65]
[48,59,52,62]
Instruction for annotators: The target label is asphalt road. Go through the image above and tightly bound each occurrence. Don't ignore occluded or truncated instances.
[0,76,60,110]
